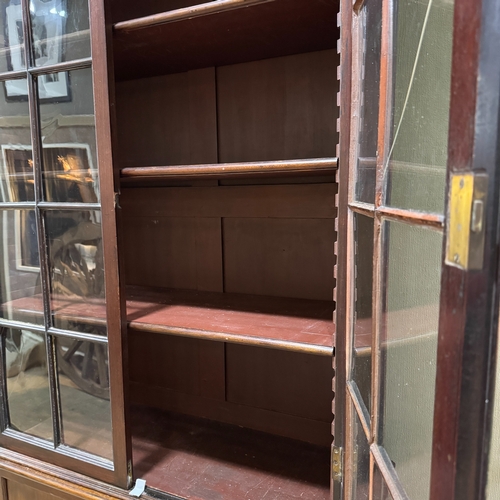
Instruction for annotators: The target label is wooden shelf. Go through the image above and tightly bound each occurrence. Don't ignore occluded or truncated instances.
[114,0,273,32]
[2,286,335,355]
[131,405,330,500]
[112,0,337,80]
[127,286,335,355]
[120,158,338,181]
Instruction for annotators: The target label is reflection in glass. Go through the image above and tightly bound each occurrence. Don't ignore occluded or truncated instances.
[0,80,34,201]
[45,210,106,335]
[352,406,370,500]
[39,68,99,202]
[380,220,442,500]
[0,209,43,325]
[352,213,373,410]
[56,337,112,460]
[4,328,52,441]
[355,0,382,204]
[373,462,393,500]
[386,0,455,213]
[30,0,91,67]
[486,316,500,499]
[0,2,26,73]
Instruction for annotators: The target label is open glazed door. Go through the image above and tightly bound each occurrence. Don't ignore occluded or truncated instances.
[0,0,131,488]
[337,0,500,498]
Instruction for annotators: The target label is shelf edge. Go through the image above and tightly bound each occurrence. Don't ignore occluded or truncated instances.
[114,0,275,33]
[128,321,334,356]
[120,158,338,180]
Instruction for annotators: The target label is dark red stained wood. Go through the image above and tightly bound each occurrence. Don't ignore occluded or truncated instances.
[217,50,338,163]
[2,286,334,354]
[130,405,331,500]
[430,0,482,498]
[126,286,335,354]
[113,0,338,80]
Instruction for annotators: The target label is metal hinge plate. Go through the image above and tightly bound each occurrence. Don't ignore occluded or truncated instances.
[332,445,343,482]
[446,172,488,270]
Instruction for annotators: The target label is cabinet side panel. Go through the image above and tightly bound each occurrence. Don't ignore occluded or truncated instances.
[217,50,338,162]
[116,67,217,167]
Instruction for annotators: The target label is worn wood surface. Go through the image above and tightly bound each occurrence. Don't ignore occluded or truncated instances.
[123,216,223,291]
[218,50,338,162]
[130,405,331,499]
[120,158,338,180]
[120,183,336,219]
[116,68,217,167]
[223,217,335,300]
[113,0,338,80]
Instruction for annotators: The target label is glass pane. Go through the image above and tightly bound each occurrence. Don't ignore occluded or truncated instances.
[56,337,112,460]
[386,0,455,213]
[352,213,373,410]
[45,210,106,335]
[0,79,34,202]
[355,0,382,204]
[373,462,393,500]
[352,405,370,500]
[0,2,26,72]
[38,67,99,203]
[0,209,43,325]
[30,0,91,67]
[486,316,500,499]
[4,327,52,440]
[380,220,442,500]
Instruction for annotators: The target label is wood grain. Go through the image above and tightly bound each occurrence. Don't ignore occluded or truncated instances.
[218,50,338,162]
[223,217,335,300]
[115,68,217,167]
[131,406,331,499]
[120,183,336,219]
[122,216,223,291]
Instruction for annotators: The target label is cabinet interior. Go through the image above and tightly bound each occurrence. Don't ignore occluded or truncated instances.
[111,0,339,497]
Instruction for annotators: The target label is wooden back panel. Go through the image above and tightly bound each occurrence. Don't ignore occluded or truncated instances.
[121,182,336,300]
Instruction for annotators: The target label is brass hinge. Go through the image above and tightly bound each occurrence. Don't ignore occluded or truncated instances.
[331,446,343,482]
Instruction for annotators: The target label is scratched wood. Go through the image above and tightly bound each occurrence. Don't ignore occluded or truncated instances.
[131,405,331,500]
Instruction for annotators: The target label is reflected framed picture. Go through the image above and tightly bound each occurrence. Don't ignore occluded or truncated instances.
[4,0,70,101]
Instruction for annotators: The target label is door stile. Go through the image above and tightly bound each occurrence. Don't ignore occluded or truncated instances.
[335,0,353,496]
[90,0,132,489]
[430,0,500,498]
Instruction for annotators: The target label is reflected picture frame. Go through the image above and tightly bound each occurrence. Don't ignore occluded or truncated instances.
[3,0,70,101]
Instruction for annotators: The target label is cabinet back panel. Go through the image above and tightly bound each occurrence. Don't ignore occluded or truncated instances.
[123,216,223,291]
[223,217,334,300]
[217,50,338,162]
[120,183,336,219]
[116,67,217,167]
[129,332,225,400]
[226,344,333,423]
[110,0,214,23]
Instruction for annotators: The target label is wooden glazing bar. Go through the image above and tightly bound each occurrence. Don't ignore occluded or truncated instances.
[121,158,338,180]
[114,0,275,32]
[38,202,101,211]
[0,202,36,209]
[370,444,410,500]
[347,379,370,439]
[129,323,333,356]
[377,206,444,228]
[0,332,10,433]
[28,57,92,76]
[47,327,108,345]
[0,69,28,82]
[349,201,375,217]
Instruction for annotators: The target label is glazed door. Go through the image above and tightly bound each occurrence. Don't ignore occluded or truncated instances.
[336,0,500,498]
[0,0,130,488]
